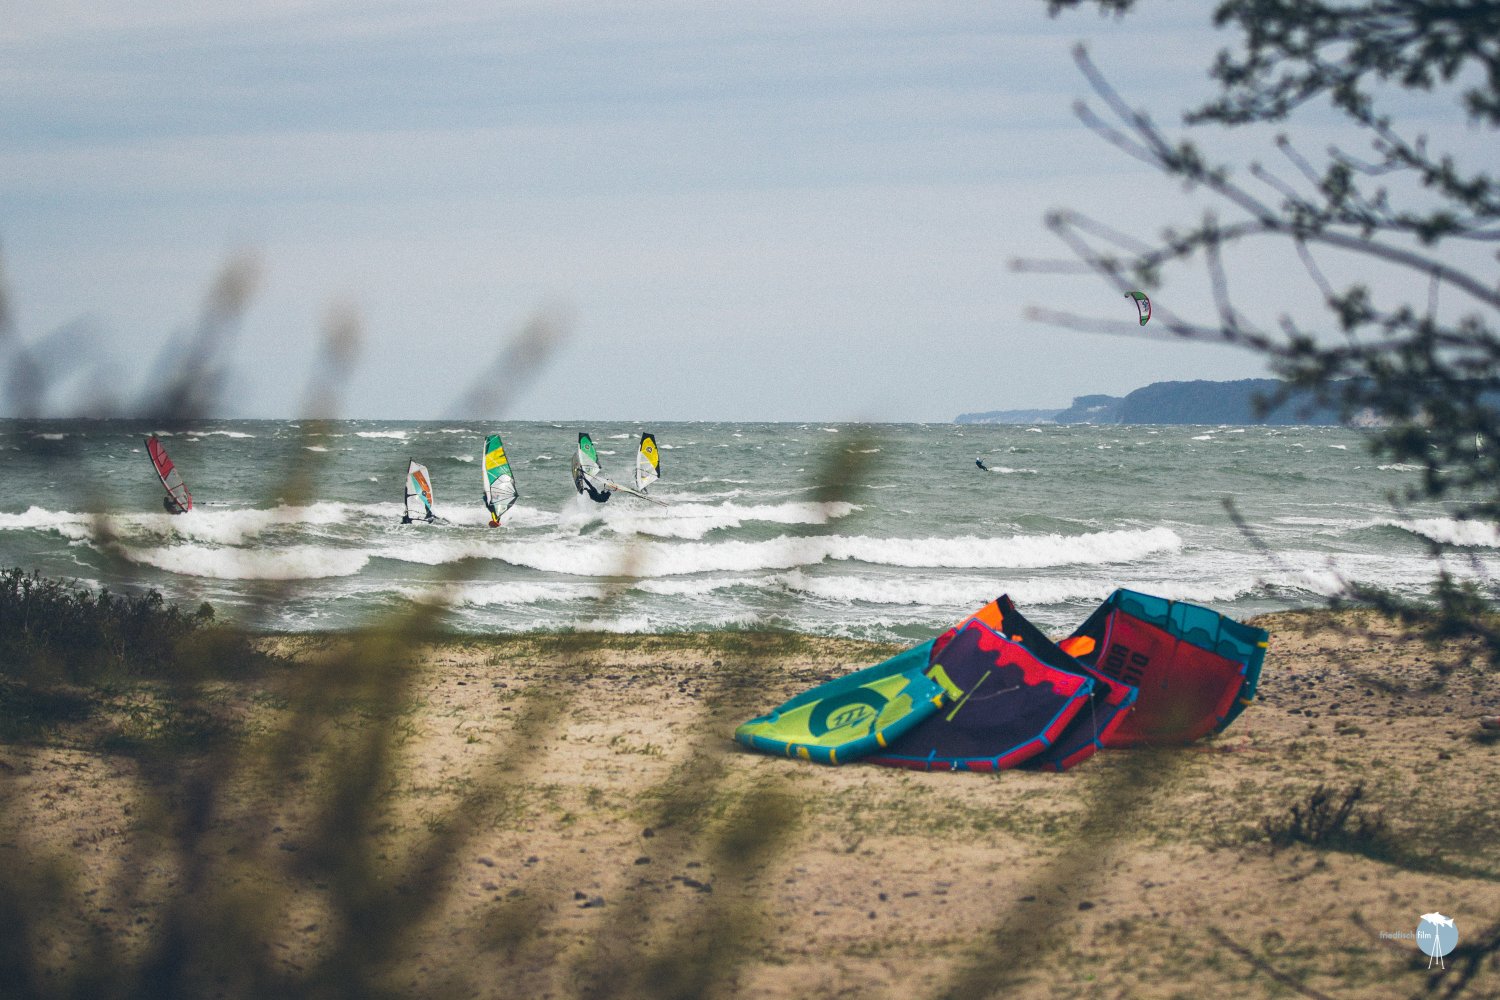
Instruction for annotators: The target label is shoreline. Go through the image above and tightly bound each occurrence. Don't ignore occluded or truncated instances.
[3,608,1498,997]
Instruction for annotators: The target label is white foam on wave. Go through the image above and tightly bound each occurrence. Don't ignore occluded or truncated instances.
[596,500,860,540]
[1393,517,1500,548]
[0,506,90,533]
[768,571,1005,608]
[356,430,409,440]
[121,544,370,579]
[821,528,1182,570]
[305,445,329,452]
[166,503,351,545]
[634,576,754,598]
[763,572,1251,611]
[376,526,1182,578]
[982,466,1037,475]
[1,503,355,547]
[191,430,254,438]
[1378,463,1423,472]
[395,580,608,606]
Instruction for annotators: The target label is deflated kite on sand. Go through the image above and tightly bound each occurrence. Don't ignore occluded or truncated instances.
[734,590,1267,772]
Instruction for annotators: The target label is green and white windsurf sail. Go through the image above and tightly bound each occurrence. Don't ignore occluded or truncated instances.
[482,433,518,525]
[572,432,609,499]
[404,459,436,522]
[635,432,660,492]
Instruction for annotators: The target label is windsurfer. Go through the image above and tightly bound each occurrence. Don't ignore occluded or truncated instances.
[163,494,187,515]
[574,467,611,503]
[975,458,988,471]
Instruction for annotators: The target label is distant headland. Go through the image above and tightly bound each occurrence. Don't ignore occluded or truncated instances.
[955,378,1368,426]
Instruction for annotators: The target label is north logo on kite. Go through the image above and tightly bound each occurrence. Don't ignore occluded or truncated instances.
[1125,290,1151,325]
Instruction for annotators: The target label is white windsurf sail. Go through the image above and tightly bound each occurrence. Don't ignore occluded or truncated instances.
[635,432,660,492]
[404,459,436,522]
[482,433,518,526]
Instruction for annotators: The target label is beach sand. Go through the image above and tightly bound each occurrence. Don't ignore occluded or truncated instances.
[2,610,1498,998]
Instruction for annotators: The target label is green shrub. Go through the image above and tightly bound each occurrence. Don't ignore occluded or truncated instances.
[0,567,256,683]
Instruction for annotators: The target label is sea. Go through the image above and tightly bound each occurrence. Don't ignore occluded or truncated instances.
[1,419,1496,643]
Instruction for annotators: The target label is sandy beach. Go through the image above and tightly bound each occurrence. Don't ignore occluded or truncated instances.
[2,610,1498,998]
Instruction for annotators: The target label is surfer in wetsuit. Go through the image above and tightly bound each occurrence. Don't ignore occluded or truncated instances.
[975,457,988,471]
[483,496,501,527]
[163,494,187,515]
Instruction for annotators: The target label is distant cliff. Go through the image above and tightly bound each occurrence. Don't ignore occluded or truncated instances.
[1060,379,1343,425]
[959,379,1347,426]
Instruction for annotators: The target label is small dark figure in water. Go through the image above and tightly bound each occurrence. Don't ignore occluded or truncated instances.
[163,494,187,515]
[975,458,988,471]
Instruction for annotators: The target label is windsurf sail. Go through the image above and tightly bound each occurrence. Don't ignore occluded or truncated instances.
[734,641,946,764]
[1125,290,1152,325]
[635,432,660,492]
[145,435,193,513]
[404,459,436,523]
[482,433,518,526]
[572,432,610,502]
[1064,589,1267,746]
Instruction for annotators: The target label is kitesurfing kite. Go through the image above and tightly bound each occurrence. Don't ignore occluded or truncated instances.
[949,595,1138,772]
[734,590,1266,771]
[145,435,193,514]
[734,640,945,765]
[482,433,518,527]
[865,614,1096,772]
[1061,589,1267,746]
[1125,290,1152,325]
[402,459,438,524]
[635,432,660,493]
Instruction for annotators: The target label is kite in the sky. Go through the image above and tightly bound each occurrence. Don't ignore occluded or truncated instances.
[1125,290,1151,325]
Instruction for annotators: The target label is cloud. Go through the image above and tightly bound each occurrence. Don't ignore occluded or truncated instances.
[0,2,1419,420]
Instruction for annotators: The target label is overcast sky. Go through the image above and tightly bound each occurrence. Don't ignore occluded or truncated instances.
[0,1,1397,421]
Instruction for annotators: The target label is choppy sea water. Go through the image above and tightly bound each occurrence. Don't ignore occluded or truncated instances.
[1,419,1496,643]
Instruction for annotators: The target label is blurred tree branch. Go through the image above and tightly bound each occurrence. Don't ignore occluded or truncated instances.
[1026,2,1500,592]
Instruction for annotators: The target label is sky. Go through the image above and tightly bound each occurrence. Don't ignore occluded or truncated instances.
[0,1,1445,421]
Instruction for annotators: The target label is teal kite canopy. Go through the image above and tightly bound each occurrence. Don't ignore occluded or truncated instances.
[733,640,943,764]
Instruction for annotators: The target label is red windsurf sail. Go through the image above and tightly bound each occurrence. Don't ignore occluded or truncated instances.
[146,435,193,513]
